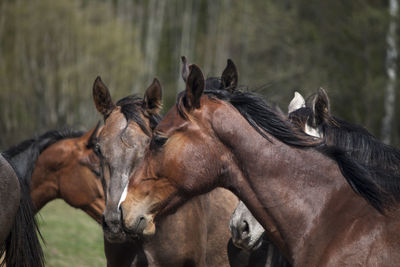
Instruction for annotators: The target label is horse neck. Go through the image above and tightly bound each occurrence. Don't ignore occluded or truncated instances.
[212,104,365,263]
[30,143,66,211]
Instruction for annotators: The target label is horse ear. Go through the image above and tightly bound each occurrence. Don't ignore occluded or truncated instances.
[93,76,116,119]
[185,64,205,110]
[181,56,190,82]
[221,59,238,92]
[143,78,162,115]
[311,87,331,125]
[288,91,305,114]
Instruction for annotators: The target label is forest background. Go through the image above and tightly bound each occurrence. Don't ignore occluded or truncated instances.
[0,0,399,148]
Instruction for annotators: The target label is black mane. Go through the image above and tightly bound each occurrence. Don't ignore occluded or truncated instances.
[116,95,162,136]
[2,128,83,184]
[178,78,396,212]
[289,106,400,209]
[202,77,323,148]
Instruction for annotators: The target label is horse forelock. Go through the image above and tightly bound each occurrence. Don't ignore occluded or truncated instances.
[116,95,161,137]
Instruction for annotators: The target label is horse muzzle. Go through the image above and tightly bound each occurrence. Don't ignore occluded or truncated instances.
[102,212,127,243]
[121,211,156,237]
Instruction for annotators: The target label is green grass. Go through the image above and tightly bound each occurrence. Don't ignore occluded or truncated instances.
[37,200,106,267]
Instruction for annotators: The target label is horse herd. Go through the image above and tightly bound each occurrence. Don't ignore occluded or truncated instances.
[1,57,400,266]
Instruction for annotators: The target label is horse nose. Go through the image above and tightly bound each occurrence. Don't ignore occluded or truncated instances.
[238,220,250,237]
[103,212,121,234]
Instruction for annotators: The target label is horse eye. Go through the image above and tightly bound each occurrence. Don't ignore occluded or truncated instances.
[151,135,168,150]
[94,143,102,156]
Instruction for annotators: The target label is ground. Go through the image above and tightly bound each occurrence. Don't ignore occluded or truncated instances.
[37,199,106,267]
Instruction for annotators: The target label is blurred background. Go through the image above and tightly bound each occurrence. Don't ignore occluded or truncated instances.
[0,0,398,265]
[1,0,399,148]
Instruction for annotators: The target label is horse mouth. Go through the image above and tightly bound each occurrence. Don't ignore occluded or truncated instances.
[247,235,264,251]
[103,228,128,243]
[232,234,264,252]
[102,215,129,243]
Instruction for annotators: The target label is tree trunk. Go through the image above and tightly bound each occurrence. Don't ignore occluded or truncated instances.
[142,0,166,85]
[176,0,199,93]
[381,0,398,144]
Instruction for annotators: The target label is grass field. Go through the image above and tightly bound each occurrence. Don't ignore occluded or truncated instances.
[37,199,106,267]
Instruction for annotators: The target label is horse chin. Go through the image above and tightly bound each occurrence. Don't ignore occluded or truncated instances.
[247,235,264,251]
[142,219,156,236]
[232,234,264,252]
[103,228,128,243]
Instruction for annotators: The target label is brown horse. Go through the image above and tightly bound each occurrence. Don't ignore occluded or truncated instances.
[1,125,102,266]
[30,124,104,223]
[231,87,400,256]
[121,63,400,266]
[92,75,247,266]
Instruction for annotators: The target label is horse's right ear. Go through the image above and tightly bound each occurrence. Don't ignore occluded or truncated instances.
[185,64,205,110]
[93,76,116,119]
[288,91,305,114]
[311,87,330,126]
[221,59,238,92]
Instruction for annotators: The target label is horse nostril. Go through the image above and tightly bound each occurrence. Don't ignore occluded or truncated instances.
[240,220,250,235]
[138,215,145,223]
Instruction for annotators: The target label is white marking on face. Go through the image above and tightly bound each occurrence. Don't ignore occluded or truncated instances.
[118,184,128,209]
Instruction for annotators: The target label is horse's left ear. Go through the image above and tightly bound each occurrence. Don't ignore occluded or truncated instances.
[93,76,116,119]
[143,78,162,115]
[221,59,238,92]
[311,87,331,126]
[185,64,205,110]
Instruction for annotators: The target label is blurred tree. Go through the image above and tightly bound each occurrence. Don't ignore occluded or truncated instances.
[382,0,398,144]
[0,0,142,147]
[0,0,398,149]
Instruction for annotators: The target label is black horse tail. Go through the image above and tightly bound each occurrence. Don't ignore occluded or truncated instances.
[0,179,44,267]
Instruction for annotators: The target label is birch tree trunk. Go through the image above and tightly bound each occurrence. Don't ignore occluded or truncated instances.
[203,0,221,76]
[142,0,166,85]
[381,0,398,144]
[176,0,199,93]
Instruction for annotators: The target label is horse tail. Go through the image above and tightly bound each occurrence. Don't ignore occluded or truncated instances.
[0,179,45,267]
